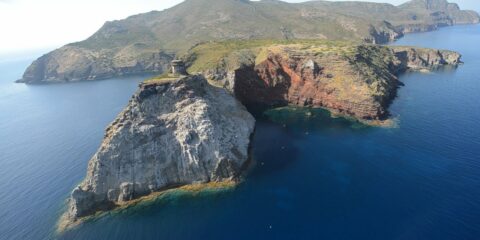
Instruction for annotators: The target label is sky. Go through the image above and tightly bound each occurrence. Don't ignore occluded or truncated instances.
[0,0,478,56]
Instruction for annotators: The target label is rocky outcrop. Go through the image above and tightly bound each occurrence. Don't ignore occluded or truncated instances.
[367,21,404,44]
[400,0,480,24]
[64,75,255,225]
[200,44,461,122]
[396,0,480,34]
[392,47,462,72]
[17,46,173,84]
[17,0,477,84]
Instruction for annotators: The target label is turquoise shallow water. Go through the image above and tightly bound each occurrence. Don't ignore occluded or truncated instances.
[1,24,480,240]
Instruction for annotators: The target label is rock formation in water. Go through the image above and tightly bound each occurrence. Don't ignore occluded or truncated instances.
[64,75,255,226]
[190,42,461,122]
[391,46,462,72]
[17,0,477,84]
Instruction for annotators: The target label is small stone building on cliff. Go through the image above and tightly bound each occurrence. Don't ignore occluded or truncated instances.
[171,60,187,76]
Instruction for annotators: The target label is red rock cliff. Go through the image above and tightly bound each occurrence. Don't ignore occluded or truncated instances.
[200,44,461,123]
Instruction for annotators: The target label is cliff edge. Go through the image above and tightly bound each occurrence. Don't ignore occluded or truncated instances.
[63,75,255,229]
[17,0,477,84]
[188,41,461,123]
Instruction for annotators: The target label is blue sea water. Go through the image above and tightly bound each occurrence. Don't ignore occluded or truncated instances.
[1,24,480,240]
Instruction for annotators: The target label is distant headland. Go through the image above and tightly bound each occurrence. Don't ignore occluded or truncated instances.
[16,0,478,84]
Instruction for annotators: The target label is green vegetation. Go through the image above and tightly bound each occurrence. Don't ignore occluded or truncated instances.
[181,38,402,114]
[24,0,478,83]
[143,72,180,84]
[183,39,357,73]
[346,45,398,97]
[69,0,478,53]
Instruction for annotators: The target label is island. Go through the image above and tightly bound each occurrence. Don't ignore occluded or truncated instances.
[19,0,472,232]
[16,0,478,84]
[60,40,461,230]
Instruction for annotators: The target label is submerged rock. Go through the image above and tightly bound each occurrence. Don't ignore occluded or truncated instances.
[64,75,255,226]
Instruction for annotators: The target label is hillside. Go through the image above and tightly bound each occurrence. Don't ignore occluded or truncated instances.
[17,0,478,84]
[60,40,462,229]
[174,40,461,124]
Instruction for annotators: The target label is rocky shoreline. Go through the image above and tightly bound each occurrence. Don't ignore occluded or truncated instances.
[15,0,478,84]
[197,44,461,123]
[16,47,173,84]
[59,180,237,232]
[57,41,462,231]
[62,75,255,230]
[46,0,471,231]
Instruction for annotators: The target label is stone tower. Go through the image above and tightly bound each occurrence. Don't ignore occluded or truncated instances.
[171,60,187,76]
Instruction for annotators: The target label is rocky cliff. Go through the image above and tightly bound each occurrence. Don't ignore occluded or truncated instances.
[64,75,255,227]
[392,46,462,72]
[18,46,173,84]
[190,41,461,122]
[17,0,477,84]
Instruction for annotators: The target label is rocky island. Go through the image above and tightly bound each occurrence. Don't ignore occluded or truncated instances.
[46,0,469,231]
[17,0,478,84]
[61,40,461,230]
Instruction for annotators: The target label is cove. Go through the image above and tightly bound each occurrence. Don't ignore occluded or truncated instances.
[0,24,479,240]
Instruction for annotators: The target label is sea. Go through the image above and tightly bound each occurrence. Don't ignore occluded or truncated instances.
[0,24,479,240]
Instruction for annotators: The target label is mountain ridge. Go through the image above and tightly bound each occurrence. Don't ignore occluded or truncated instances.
[17,0,479,84]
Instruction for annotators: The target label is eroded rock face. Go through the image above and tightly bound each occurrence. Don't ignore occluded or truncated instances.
[17,0,478,84]
[367,21,404,44]
[233,48,393,120]
[17,46,173,84]
[392,47,461,72]
[66,75,255,222]
[212,45,461,121]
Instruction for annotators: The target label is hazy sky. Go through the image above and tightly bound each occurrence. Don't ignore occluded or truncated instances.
[0,0,478,55]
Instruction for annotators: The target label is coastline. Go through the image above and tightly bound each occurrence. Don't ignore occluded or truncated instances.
[16,21,478,85]
[2,16,479,240]
[391,22,479,42]
[57,180,238,233]
[265,106,399,128]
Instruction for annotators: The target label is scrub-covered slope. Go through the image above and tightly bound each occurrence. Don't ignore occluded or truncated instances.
[184,40,461,123]
[17,0,478,84]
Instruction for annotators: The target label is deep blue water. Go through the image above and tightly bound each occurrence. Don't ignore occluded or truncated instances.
[1,24,480,240]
